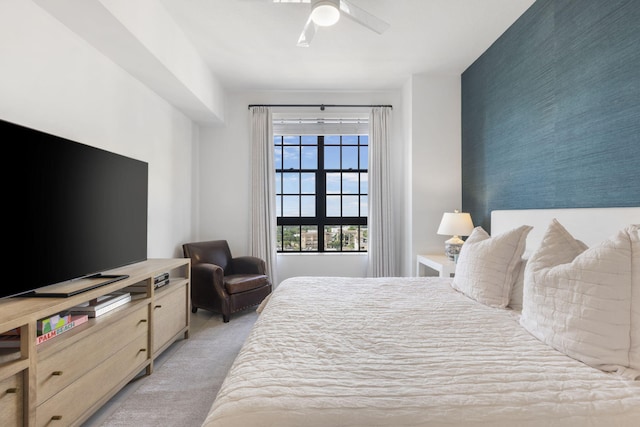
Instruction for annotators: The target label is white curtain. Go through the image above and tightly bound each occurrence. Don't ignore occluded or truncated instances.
[249,106,278,287]
[367,106,397,277]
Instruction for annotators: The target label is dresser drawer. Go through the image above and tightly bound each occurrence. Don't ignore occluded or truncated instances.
[36,332,148,427]
[37,304,148,405]
[0,373,23,427]
[153,284,187,353]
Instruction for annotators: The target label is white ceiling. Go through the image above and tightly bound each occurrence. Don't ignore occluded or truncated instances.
[158,0,535,91]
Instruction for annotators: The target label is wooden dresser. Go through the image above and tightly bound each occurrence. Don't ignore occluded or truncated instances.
[0,258,190,427]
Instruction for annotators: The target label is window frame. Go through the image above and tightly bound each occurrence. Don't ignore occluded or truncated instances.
[275,134,368,253]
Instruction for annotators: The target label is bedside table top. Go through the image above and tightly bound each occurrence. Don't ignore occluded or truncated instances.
[416,254,457,278]
[417,254,455,266]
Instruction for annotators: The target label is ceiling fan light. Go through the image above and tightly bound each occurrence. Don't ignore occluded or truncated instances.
[311,0,340,27]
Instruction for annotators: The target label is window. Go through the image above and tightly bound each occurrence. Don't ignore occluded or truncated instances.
[275,134,368,252]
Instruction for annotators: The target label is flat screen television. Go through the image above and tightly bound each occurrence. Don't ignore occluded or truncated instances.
[2,119,148,299]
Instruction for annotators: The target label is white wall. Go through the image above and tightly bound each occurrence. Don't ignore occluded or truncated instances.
[0,0,196,258]
[198,90,404,284]
[409,73,463,269]
[401,78,414,276]
[0,1,463,278]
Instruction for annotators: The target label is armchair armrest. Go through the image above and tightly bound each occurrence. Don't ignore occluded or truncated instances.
[191,263,227,300]
[231,256,267,275]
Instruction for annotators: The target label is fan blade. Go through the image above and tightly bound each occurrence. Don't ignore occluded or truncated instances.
[297,16,317,47]
[339,0,390,34]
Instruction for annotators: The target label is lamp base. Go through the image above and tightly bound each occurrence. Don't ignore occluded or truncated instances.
[444,236,464,261]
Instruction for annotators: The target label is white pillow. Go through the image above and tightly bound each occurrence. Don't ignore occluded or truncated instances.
[520,219,636,374]
[451,225,532,308]
[508,232,589,312]
[508,258,526,311]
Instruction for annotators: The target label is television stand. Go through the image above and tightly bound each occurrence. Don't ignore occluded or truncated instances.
[0,258,191,426]
[24,274,130,298]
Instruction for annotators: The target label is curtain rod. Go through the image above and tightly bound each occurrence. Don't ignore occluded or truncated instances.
[248,104,392,111]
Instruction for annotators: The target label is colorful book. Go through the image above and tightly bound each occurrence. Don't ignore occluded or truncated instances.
[36,314,89,345]
[37,312,72,335]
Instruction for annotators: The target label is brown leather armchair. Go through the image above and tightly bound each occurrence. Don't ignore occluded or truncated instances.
[182,240,272,322]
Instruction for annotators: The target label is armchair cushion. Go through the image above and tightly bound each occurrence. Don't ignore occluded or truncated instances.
[225,274,269,294]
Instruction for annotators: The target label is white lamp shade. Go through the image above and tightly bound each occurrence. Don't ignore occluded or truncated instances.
[437,212,474,237]
[311,0,341,26]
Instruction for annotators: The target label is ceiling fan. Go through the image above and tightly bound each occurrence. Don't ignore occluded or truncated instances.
[274,0,390,47]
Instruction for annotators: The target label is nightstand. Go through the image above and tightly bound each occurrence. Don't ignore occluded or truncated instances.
[416,254,456,278]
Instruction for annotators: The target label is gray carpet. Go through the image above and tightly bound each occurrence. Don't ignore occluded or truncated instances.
[82,309,258,427]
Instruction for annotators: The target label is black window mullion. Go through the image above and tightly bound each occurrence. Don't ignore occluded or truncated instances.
[339,136,343,219]
[317,135,326,251]
[357,136,361,218]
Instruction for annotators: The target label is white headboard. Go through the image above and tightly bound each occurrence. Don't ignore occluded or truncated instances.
[491,207,640,257]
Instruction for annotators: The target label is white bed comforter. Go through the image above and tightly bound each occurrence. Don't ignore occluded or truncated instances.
[202,277,640,427]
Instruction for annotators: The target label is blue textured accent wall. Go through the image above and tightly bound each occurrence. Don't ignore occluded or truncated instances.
[461,0,640,231]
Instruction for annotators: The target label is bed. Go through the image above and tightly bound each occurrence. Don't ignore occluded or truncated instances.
[202,207,640,427]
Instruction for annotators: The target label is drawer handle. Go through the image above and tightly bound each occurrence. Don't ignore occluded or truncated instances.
[139,348,147,353]
[139,319,148,323]
[154,305,162,309]
[52,371,63,376]
[6,387,18,393]
[51,415,63,421]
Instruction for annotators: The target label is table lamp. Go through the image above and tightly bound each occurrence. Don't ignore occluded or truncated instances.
[437,210,474,261]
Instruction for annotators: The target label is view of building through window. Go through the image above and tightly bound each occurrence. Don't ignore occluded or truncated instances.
[275,135,368,252]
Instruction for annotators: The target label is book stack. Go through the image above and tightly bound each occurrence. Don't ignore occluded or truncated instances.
[121,272,170,293]
[70,292,131,318]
